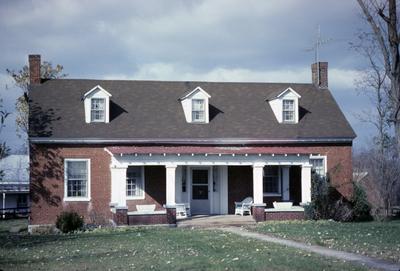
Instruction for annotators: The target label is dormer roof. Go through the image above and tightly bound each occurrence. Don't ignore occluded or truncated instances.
[266,87,301,101]
[179,86,211,101]
[83,85,112,99]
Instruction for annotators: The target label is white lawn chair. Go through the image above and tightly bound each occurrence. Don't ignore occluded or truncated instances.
[235,197,253,216]
[176,203,190,219]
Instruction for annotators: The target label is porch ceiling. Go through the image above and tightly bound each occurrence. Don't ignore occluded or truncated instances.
[106,146,312,156]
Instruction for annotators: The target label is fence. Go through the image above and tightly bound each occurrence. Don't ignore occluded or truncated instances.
[0,207,30,219]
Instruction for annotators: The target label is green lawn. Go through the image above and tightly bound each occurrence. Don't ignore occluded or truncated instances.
[0,220,369,271]
[254,220,400,263]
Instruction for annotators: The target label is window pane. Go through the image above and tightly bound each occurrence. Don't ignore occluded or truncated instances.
[263,166,280,194]
[192,170,208,184]
[192,99,204,110]
[311,158,325,176]
[283,100,295,122]
[67,161,87,179]
[192,100,205,122]
[91,98,105,121]
[192,185,208,199]
[126,167,143,197]
[283,100,294,110]
[66,160,88,198]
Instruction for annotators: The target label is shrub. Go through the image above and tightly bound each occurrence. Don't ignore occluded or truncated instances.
[352,182,372,221]
[310,173,355,222]
[303,202,316,220]
[310,173,330,219]
[56,211,84,233]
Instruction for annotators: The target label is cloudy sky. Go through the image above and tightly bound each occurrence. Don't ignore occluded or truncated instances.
[0,0,374,151]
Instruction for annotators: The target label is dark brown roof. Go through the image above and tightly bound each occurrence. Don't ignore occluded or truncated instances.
[29,79,356,143]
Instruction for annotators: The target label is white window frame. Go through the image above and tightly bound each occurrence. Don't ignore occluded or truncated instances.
[263,166,282,197]
[310,155,327,176]
[191,99,205,122]
[90,98,106,122]
[282,99,295,123]
[126,166,145,200]
[64,158,91,202]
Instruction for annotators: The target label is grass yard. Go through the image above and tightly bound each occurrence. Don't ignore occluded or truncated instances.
[0,220,370,271]
[254,220,400,263]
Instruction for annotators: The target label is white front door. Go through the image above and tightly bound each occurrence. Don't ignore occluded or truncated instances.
[191,168,210,214]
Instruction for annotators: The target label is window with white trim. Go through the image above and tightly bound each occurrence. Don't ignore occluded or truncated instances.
[91,98,105,122]
[192,99,205,122]
[282,99,295,122]
[310,157,325,176]
[263,166,281,194]
[65,159,89,199]
[126,166,144,198]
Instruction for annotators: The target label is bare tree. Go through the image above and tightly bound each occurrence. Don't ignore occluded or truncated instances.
[6,61,66,138]
[0,97,10,181]
[356,0,400,153]
[352,25,400,217]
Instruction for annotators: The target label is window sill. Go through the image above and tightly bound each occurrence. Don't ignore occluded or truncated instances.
[263,193,282,197]
[126,196,145,200]
[64,197,91,202]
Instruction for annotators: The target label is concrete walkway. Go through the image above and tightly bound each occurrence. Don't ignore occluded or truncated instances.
[220,227,400,271]
[177,215,256,228]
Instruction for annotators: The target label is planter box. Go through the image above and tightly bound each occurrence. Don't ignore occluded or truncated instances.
[273,202,293,209]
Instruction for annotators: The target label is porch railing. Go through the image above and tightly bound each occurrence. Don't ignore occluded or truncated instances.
[0,207,30,220]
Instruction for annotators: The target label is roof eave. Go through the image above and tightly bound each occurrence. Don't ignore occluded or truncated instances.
[29,137,355,145]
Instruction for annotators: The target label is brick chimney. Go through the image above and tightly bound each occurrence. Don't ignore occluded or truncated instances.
[311,62,328,89]
[29,54,41,85]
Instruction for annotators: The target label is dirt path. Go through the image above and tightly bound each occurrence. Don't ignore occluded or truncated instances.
[219,227,400,271]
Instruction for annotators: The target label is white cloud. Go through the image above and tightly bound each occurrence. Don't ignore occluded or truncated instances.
[104,63,360,88]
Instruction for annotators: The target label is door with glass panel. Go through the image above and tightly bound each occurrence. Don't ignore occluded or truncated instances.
[191,169,210,214]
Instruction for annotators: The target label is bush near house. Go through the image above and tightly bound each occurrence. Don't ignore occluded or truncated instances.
[55,211,84,233]
[305,174,371,222]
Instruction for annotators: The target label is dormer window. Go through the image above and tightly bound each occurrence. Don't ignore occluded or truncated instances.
[192,99,205,122]
[83,85,112,123]
[282,99,295,123]
[267,87,301,124]
[179,86,211,124]
[91,98,105,122]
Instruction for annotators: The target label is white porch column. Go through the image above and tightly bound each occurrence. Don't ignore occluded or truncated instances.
[252,163,266,204]
[110,166,127,207]
[301,164,312,204]
[2,193,5,219]
[282,166,290,201]
[166,164,177,205]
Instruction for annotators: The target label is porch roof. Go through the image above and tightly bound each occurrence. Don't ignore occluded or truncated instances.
[106,146,312,155]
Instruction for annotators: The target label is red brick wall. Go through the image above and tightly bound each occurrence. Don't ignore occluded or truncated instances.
[126,166,166,211]
[30,143,352,225]
[265,211,305,220]
[30,144,112,225]
[305,145,353,198]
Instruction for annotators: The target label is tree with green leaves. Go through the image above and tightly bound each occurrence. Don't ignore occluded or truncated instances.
[6,61,67,138]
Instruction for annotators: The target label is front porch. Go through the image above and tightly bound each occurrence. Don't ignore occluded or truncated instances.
[106,146,315,225]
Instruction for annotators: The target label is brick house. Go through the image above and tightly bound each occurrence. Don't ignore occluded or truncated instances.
[28,55,355,227]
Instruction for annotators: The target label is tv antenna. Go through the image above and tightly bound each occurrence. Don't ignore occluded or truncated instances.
[305,25,332,85]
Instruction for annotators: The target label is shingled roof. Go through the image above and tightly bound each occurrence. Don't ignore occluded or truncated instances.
[29,79,356,143]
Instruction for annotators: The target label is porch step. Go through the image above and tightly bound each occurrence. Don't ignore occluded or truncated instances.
[177,215,256,228]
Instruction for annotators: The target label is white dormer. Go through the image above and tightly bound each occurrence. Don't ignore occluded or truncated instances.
[268,87,301,124]
[179,86,211,123]
[83,85,112,123]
